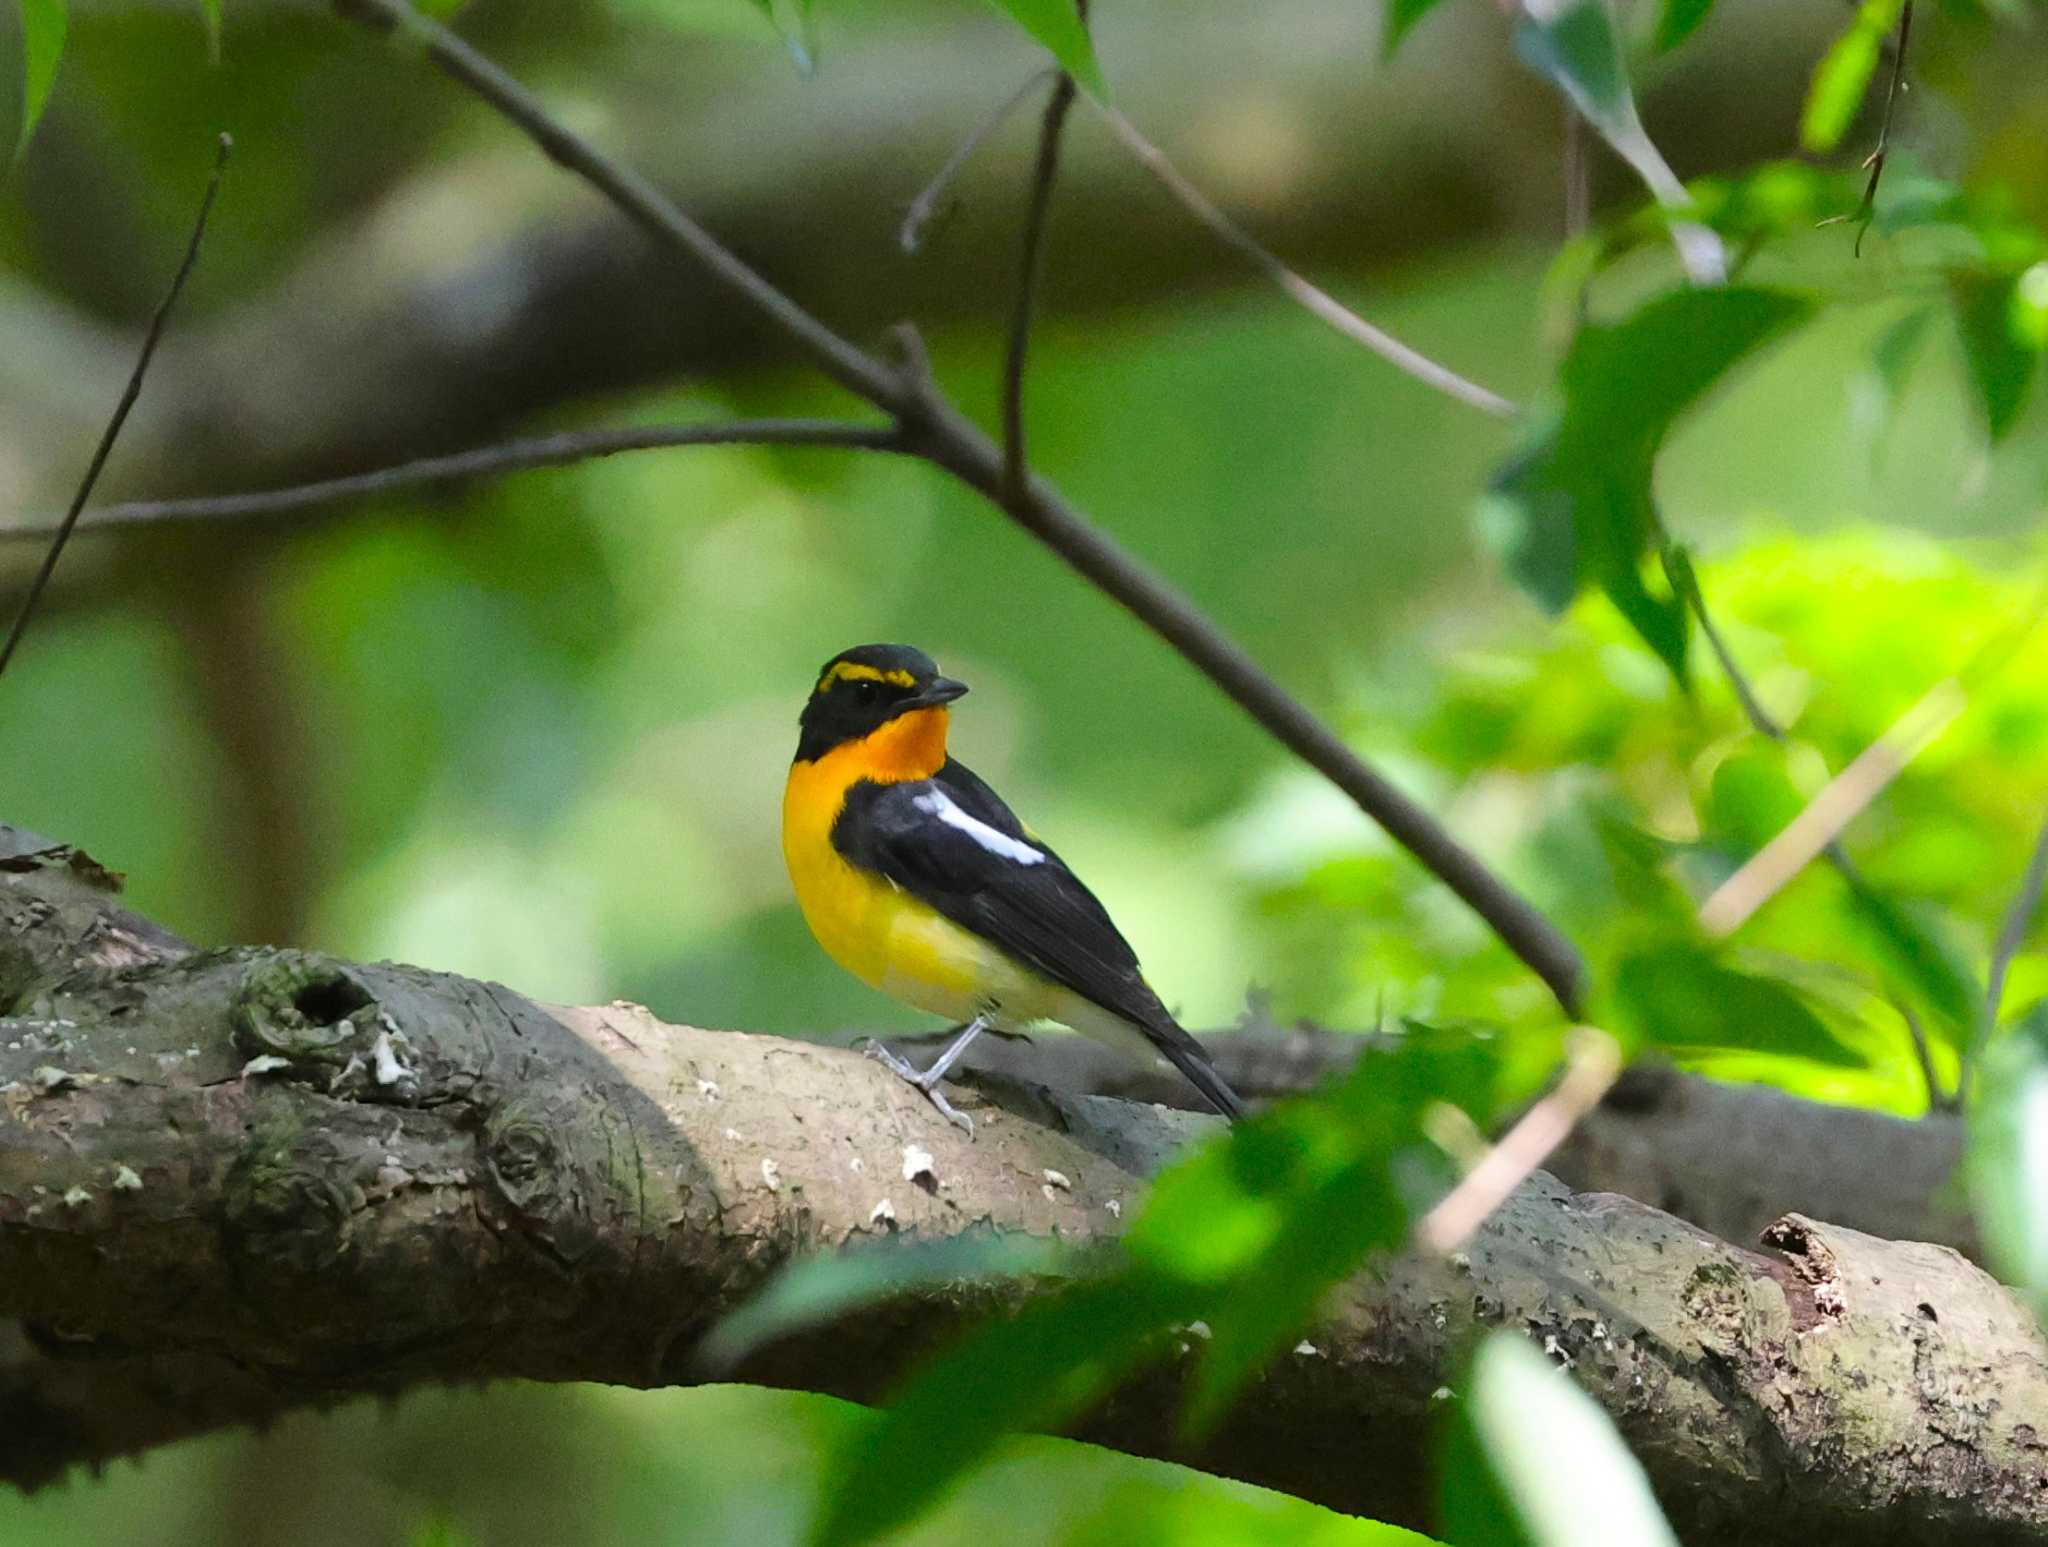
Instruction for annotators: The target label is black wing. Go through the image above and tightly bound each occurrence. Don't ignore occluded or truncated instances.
[834,759,1161,1027]
[833,760,1246,1119]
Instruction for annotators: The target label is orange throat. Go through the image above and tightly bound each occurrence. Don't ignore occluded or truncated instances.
[813,706,950,786]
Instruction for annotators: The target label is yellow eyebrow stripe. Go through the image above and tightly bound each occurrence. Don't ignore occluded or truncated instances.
[819,662,918,693]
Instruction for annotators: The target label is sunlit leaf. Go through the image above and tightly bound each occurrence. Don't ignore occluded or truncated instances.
[15,0,66,155]
[1652,0,1715,52]
[1438,1332,1679,1547]
[1611,940,1863,1065]
[1967,1002,2048,1317]
[1384,0,1454,57]
[1801,0,1905,154]
[1704,744,1806,852]
[1950,266,2048,441]
[981,0,1106,98]
[701,1232,1073,1371]
[1479,287,1815,685]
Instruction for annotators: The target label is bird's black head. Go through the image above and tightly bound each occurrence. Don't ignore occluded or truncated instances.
[795,643,969,763]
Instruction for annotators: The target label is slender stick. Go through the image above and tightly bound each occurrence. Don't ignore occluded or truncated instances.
[1003,63,1082,497]
[1826,0,1914,257]
[1698,678,1966,938]
[324,0,1590,1015]
[0,421,907,542]
[1094,104,1517,419]
[0,135,231,680]
[901,69,1056,255]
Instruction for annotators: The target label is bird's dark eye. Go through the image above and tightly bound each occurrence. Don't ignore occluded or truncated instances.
[851,680,881,701]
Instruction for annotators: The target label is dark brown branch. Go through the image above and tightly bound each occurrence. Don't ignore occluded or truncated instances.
[1003,64,1082,497]
[0,135,229,679]
[0,421,909,542]
[912,1022,1980,1264]
[321,0,1590,1015]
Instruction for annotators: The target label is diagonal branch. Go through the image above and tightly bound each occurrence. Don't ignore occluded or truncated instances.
[325,0,1589,1015]
[1094,104,1518,419]
[0,135,230,680]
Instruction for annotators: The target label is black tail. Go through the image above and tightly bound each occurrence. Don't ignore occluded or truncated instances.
[1158,1036,1248,1122]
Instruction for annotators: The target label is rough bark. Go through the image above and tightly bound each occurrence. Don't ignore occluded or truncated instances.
[930,1024,1977,1261]
[3,831,2044,1541]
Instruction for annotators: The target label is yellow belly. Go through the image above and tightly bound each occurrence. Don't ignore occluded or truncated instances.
[783,764,1058,1025]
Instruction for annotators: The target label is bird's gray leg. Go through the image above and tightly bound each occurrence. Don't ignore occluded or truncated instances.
[860,1014,991,1136]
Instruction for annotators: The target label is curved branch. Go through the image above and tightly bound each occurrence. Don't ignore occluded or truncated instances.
[1,843,2043,1544]
[318,0,1589,1014]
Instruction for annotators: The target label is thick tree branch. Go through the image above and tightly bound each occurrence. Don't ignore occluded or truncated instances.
[920,1023,1980,1262]
[1,840,2043,1543]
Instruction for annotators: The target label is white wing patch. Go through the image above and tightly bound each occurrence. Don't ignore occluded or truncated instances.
[913,789,1047,867]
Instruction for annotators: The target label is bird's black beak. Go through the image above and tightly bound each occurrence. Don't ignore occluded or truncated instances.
[910,675,969,708]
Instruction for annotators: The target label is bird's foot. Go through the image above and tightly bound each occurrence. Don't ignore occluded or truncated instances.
[858,1038,977,1138]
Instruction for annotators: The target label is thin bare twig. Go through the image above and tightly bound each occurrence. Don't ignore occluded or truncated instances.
[0,135,231,680]
[1823,0,1914,257]
[324,0,1590,1016]
[1699,678,1966,938]
[0,421,907,542]
[1415,1027,1623,1254]
[901,69,1056,255]
[1003,56,1082,497]
[1092,103,1519,420]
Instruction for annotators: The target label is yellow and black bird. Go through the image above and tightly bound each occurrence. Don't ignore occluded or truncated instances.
[783,643,1246,1130]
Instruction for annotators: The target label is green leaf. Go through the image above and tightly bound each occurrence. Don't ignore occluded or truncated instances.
[981,0,1106,98]
[1480,287,1815,685]
[1801,0,1905,154]
[197,0,221,62]
[1515,0,1630,126]
[1384,0,1453,58]
[1967,1002,2048,1317]
[701,1232,1073,1371]
[1611,941,1864,1065]
[1513,0,1725,280]
[1951,267,2048,441]
[1652,0,1716,52]
[16,0,66,155]
[810,1274,1195,1547]
[1438,1332,1679,1547]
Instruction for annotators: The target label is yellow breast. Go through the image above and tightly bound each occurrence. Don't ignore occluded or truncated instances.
[781,711,1053,1024]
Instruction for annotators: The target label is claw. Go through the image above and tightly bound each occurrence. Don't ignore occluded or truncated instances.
[860,1037,978,1139]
